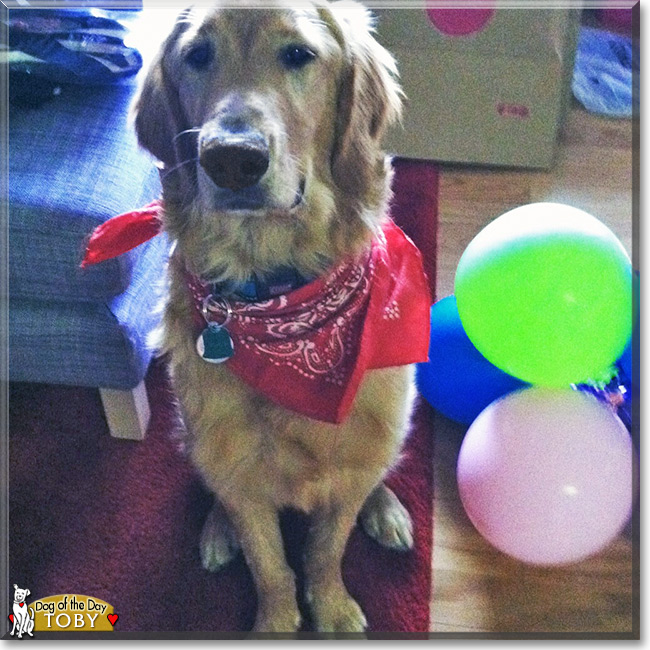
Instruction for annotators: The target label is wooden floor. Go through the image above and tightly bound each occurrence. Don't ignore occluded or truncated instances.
[430,105,638,637]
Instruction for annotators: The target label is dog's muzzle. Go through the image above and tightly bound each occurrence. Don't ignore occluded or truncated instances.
[199,133,270,192]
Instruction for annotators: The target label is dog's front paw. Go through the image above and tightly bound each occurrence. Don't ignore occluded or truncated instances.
[252,600,301,634]
[200,504,240,572]
[308,587,367,634]
[360,484,413,551]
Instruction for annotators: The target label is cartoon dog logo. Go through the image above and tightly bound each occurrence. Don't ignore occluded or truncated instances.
[10,585,35,639]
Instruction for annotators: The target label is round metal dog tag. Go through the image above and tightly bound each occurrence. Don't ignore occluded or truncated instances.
[196,324,235,363]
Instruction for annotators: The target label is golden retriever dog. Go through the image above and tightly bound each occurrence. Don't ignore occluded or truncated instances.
[134,0,420,634]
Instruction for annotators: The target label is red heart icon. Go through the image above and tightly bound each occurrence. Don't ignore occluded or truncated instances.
[107,614,118,626]
[8,614,14,624]
[19,603,24,608]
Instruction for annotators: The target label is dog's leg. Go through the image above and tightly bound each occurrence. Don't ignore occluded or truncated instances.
[359,483,413,551]
[200,500,241,572]
[225,500,300,634]
[304,500,370,635]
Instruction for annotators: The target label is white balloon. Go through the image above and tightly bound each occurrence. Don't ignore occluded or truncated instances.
[457,387,634,565]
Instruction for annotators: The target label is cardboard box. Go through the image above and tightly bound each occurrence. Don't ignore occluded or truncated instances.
[375,7,581,169]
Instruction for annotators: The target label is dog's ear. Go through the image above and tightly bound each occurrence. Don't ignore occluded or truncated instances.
[25,590,30,597]
[13,584,17,589]
[319,1,403,199]
[132,10,194,167]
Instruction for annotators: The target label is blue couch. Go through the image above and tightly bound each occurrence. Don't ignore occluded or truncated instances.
[8,80,169,438]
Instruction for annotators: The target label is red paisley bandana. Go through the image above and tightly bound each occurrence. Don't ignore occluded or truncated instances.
[82,203,431,424]
[186,221,431,423]
[81,200,164,268]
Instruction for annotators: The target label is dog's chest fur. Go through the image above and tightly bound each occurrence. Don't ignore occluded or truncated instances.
[162,260,415,512]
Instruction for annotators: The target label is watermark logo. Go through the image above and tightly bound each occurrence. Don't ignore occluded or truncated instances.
[9,585,34,639]
[8,589,118,635]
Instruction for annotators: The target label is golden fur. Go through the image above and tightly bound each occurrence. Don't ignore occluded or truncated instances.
[134,0,416,634]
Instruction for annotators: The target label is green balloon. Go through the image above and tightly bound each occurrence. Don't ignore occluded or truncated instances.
[455,203,633,386]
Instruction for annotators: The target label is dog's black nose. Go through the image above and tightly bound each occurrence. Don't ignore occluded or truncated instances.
[199,137,270,192]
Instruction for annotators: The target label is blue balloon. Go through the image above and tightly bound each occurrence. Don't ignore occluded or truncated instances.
[618,339,632,381]
[617,271,639,382]
[416,295,528,424]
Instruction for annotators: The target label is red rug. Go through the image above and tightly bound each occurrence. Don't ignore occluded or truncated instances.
[8,158,438,638]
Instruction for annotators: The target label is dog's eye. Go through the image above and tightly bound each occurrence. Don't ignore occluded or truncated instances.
[185,42,213,70]
[279,44,316,70]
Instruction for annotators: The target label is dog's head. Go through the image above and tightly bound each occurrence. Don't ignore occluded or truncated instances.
[133,0,402,281]
[13,585,30,603]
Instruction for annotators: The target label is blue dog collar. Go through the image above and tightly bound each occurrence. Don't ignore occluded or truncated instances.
[211,267,313,302]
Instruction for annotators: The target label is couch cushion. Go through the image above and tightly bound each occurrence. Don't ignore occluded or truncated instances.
[9,233,169,390]
[8,82,161,302]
